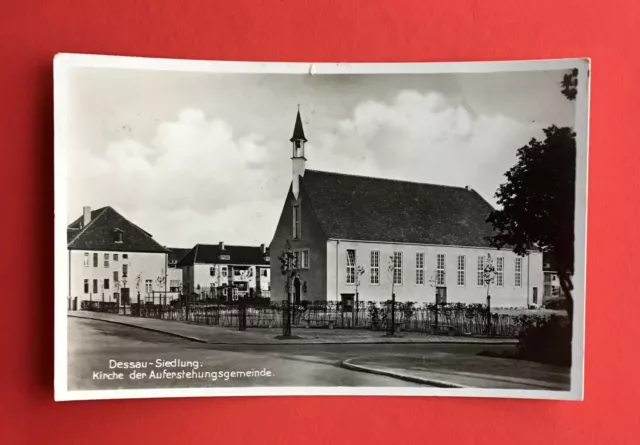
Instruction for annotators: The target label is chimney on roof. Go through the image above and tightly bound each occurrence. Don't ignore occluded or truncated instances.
[83,206,91,226]
[464,186,471,191]
[219,241,225,251]
[260,243,266,254]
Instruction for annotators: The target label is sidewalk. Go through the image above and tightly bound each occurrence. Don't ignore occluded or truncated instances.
[68,311,518,345]
[342,353,570,390]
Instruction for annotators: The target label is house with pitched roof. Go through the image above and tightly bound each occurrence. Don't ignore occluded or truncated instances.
[176,242,271,300]
[167,247,191,293]
[67,206,170,307]
[269,110,544,307]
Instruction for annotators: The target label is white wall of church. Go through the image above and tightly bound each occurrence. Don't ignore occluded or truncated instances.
[326,240,543,307]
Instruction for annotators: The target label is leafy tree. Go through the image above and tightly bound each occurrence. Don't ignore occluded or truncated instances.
[561,68,578,101]
[486,125,576,320]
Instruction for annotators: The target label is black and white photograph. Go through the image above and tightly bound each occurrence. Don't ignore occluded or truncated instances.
[54,55,589,401]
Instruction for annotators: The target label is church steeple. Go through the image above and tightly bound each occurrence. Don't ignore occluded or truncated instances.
[290,106,308,144]
[291,106,307,200]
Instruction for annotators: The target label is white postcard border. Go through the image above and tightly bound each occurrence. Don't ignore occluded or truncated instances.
[54,54,590,402]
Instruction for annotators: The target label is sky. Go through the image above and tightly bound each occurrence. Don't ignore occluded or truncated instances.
[65,66,576,248]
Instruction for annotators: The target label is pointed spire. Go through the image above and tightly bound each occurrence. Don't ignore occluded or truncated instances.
[290,107,308,142]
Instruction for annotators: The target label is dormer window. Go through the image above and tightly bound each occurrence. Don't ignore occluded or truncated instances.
[113,228,124,243]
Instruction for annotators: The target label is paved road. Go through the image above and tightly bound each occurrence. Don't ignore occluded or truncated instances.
[67,317,515,391]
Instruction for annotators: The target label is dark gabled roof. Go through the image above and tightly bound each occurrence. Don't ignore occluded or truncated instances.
[67,206,169,253]
[177,244,270,267]
[290,109,307,142]
[168,247,191,264]
[300,169,498,247]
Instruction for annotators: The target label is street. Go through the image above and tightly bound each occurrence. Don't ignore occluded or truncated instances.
[67,317,516,391]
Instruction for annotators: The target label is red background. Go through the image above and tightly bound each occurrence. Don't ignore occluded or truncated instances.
[1,0,638,443]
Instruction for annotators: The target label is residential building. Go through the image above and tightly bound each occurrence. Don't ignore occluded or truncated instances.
[67,206,169,307]
[543,252,571,302]
[167,247,191,295]
[177,242,271,301]
[269,110,544,307]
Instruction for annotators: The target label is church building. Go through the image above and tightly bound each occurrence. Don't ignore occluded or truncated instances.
[269,109,544,308]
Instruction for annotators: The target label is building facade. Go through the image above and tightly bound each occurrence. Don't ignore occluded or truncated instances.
[177,242,271,300]
[269,110,544,308]
[67,206,169,307]
[543,252,570,302]
[167,247,190,296]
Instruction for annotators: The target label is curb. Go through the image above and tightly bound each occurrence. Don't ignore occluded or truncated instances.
[68,314,208,344]
[68,314,518,346]
[341,358,466,388]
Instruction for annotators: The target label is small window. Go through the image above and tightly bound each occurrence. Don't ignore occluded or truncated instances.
[114,254,119,261]
[416,252,425,285]
[145,279,153,293]
[515,257,522,287]
[92,279,98,294]
[496,257,504,287]
[123,254,128,259]
[83,253,89,267]
[122,263,128,277]
[93,253,98,268]
[104,279,110,290]
[457,255,466,286]
[83,279,89,294]
[261,269,268,277]
[264,256,270,262]
[113,271,119,282]
[221,266,228,277]
[115,232,123,243]
[104,253,109,268]
[232,288,239,301]
[346,249,356,284]
[436,254,446,286]
[300,249,310,269]
[293,204,301,239]
[370,251,380,285]
[210,266,216,276]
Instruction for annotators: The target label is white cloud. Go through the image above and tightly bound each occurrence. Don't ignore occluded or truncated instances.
[68,108,290,246]
[308,90,547,206]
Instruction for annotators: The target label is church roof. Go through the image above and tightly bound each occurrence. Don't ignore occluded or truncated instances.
[290,109,307,142]
[300,169,498,247]
[177,244,270,267]
[67,206,169,253]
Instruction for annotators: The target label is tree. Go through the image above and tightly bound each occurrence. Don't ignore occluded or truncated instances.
[156,268,168,305]
[482,253,497,298]
[561,68,578,101]
[354,264,365,321]
[486,125,576,320]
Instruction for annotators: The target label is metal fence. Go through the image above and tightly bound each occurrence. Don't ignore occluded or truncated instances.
[80,299,527,337]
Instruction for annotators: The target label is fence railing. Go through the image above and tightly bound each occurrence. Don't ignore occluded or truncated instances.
[80,299,530,337]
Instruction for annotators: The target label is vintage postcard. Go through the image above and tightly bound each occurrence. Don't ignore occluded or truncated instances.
[54,55,590,401]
